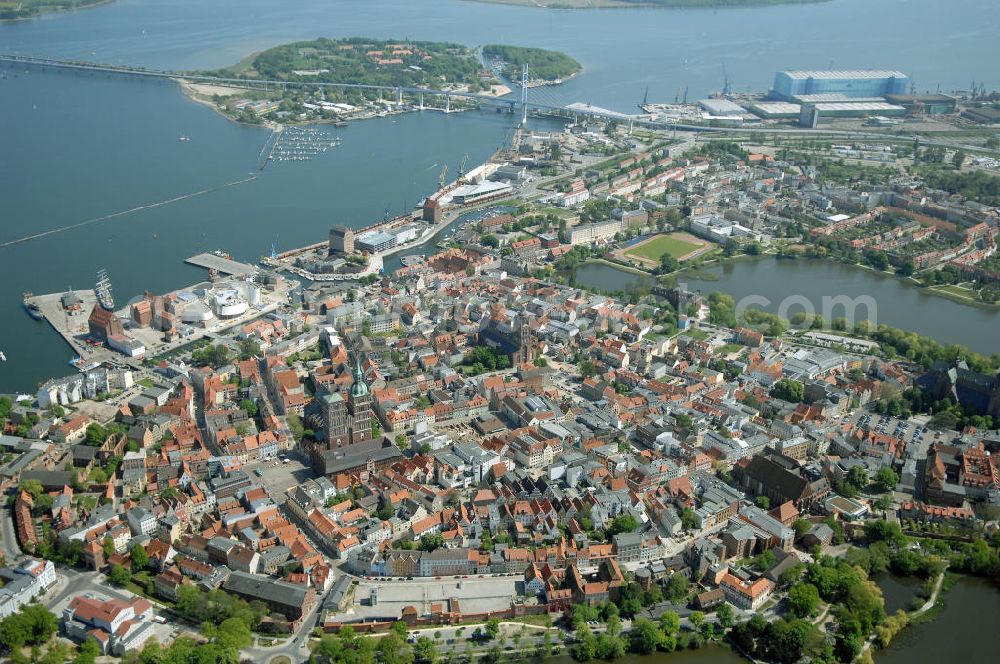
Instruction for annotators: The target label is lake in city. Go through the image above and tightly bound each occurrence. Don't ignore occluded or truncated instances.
[2,0,999,388]
[570,258,999,355]
[875,575,1000,663]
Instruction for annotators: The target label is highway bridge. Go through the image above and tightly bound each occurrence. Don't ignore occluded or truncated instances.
[2,54,953,145]
[0,53,626,121]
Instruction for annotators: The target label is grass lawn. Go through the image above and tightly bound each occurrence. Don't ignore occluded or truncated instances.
[138,378,157,388]
[684,328,711,342]
[626,234,702,262]
[929,284,978,300]
[716,343,743,356]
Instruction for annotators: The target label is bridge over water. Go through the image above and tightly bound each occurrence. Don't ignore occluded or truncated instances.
[0,53,637,122]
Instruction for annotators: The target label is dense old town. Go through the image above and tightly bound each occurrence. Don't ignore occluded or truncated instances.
[3,116,1000,664]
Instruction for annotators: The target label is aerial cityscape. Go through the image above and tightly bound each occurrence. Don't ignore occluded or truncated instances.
[1,1,999,663]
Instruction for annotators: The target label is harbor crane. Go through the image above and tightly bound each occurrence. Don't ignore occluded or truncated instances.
[438,164,448,189]
[458,154,469,180]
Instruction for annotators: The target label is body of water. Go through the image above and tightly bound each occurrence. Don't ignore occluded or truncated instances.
[571,257,999,353]
[877,576,1000,663]
[681,258,999,355]
[551,643,746,664]
[570,261,656,293]
[876,573,923,614]
[0,70,526,391]
[2,0,998,108]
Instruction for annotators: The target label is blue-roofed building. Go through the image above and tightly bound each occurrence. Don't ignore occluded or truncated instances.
[772,70,909,101]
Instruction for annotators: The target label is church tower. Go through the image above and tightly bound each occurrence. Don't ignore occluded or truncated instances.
[348,355,374,444]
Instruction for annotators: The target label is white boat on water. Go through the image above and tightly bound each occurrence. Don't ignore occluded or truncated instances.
[0,352,6,362]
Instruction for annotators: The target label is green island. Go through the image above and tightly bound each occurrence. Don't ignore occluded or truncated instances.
[465,0,829,9]
[186,37,577,126]
[0,0,110,21]
[482,44,582,82]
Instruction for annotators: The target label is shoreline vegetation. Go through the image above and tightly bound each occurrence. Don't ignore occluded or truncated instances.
[0,0,112,21]
[183,37,577,127]
[482,44,582,82]
[462,0,830,9]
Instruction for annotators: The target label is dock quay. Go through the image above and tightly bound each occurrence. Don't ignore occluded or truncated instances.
[25,290,129,369]
[186,253,257,276]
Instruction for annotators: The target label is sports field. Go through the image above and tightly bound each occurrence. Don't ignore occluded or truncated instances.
[624,232,707,265]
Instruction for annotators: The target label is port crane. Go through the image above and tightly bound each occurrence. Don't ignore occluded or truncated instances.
[438,164,448,189]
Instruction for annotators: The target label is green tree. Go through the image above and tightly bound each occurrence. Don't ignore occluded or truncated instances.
[378,632,414,664]
[74,637,101,664]
[846,465,869,491]
[108,564,131,587]
[874,467,899,493]
[579,359,597,379]
[419,533,445,552]
[716,601,734,628]
[659,610,680,635]
[690,611,704,630]
[754,495,770,510]
[606,514,639,537]
[0,605,58,649]
[485,618,500,640]
[239,398,258,417]
[658,253,680,274]
[770,378,804,403]
[238,338,262,360]
[130,544,149,571]
[18,479,43,498]
[787,582,821,618]
[215,617,252,651]
[414,636,437,664]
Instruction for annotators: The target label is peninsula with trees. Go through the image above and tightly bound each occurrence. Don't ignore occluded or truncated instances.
[483,44,582,83]
[0,0,111,21]
[183,37,580,126]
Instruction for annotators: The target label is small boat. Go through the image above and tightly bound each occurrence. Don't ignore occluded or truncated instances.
[178,136,190,142]
[0,352,6,362]
[23,293,43,320]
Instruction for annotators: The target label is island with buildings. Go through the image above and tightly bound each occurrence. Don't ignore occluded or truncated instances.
[0,0,112,21]
[3,67,1000,664]
[182,38,579,127]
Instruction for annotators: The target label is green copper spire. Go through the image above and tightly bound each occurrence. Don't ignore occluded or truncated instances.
[350,354,369,397]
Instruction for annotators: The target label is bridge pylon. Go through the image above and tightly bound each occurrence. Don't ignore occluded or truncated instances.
[520,63,528,126]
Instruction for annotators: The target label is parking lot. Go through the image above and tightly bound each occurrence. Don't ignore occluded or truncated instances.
[347,575,520,619]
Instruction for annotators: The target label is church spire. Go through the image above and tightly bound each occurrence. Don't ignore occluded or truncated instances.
[350,354,369,397]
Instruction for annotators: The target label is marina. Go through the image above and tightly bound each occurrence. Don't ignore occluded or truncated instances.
[262,126,342,168]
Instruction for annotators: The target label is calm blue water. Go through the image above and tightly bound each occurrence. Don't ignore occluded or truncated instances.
[0,69,526,390]
[1,0,999,390]
[2,0,998,107]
